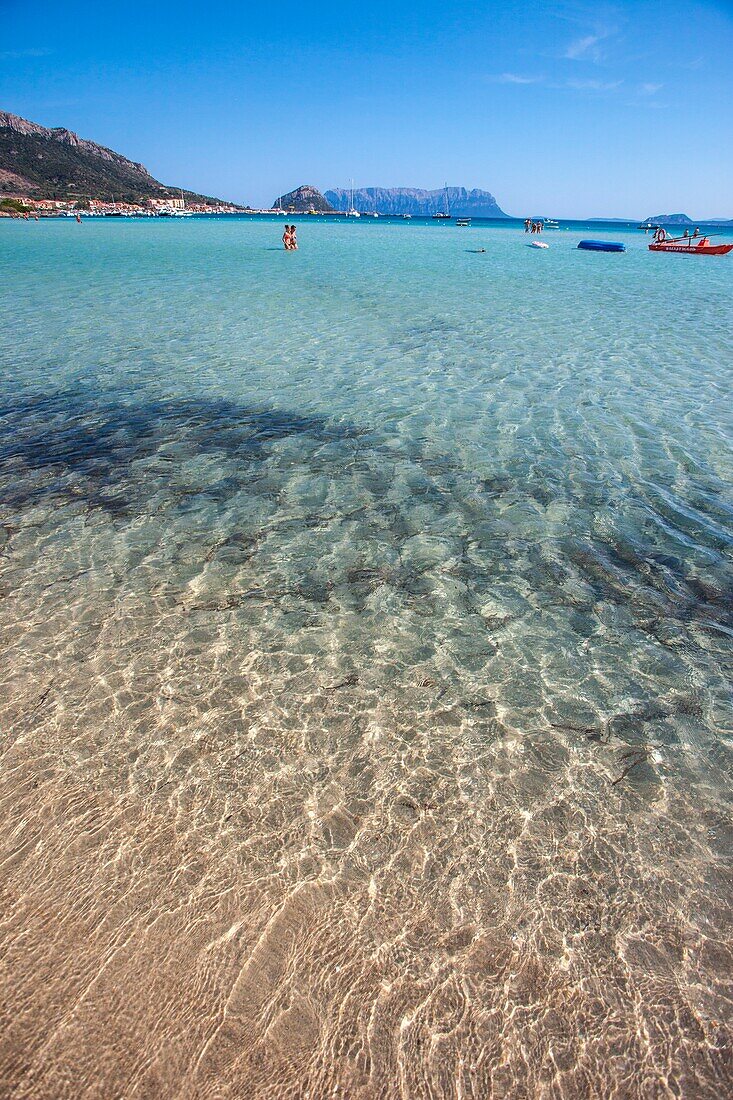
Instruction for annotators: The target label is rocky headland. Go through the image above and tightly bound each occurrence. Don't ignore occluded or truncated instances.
[272,185,335,212]
[0,110,232,206]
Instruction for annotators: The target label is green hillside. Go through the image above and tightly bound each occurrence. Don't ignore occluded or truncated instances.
[0,111,233,206]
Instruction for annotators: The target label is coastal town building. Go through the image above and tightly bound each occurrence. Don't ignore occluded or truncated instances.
[150,195,185,209]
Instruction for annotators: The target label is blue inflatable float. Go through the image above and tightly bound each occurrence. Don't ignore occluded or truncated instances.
[577,240,626,252]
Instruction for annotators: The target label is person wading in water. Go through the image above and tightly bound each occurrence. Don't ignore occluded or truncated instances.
[282,224,299,250]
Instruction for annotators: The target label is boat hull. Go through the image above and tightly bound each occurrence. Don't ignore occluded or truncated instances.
[578,240,625,252]
[649,242,733,255]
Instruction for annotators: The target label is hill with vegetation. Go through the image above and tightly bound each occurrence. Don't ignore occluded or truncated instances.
[0,111,234,206]
[646,213,732,227]
[646,213,694,226]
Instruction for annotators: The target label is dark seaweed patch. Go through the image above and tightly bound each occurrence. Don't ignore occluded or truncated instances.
[1,383,731,672]
[0,388,366,517]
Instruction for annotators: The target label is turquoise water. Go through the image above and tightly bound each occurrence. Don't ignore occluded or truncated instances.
[1,217,732,1098]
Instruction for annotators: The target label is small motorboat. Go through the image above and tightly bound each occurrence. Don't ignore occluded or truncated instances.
[529,241,549,249]
[578,239,625,252]
[456,218,471,227]
[649,229,732,256]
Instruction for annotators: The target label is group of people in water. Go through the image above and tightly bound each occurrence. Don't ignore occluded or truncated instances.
[282,224,298,250]
[524,219,544,234]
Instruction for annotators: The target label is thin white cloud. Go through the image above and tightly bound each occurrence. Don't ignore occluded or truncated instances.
[639,82,663,95]
[565,78,623,91]
[564,34,602,59]
[491,73,544,85]
[624,98,669,110]
[487,72,625,95]
[0,48,51,60]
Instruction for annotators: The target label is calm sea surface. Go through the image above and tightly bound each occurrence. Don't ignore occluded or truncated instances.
[1,217,732,1098]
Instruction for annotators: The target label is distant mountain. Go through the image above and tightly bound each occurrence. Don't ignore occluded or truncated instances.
[0,110,233,205]
[646,213,733,226]
[647,213,694,225]
[272,185,334,212]
[324,186,509,217]
[586,214,732,225]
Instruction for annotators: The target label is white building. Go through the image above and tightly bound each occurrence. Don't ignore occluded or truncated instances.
[150,196,185,209]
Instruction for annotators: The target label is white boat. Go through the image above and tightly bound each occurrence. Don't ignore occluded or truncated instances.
[529,241,549,249]
[543,219,560,229]
[346,179,360,217]
[432,183,453,219]
[158,190,194,217]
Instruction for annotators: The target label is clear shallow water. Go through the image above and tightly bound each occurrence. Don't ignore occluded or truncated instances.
[0,217,732,1099]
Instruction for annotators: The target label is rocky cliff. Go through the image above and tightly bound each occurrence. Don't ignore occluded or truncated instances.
[272,185,334,212]
[0,110,232,205]
[324,186,509,217]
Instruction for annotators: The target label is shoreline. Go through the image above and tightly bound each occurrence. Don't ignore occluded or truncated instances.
[3,208,731,232]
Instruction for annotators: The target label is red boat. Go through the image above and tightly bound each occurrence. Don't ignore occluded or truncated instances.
[649,229,733,256]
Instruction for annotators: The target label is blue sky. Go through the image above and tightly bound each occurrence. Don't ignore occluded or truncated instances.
[2,0,731,217]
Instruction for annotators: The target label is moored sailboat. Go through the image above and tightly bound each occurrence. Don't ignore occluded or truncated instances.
[346,179,360,217]
[432,183,452,219]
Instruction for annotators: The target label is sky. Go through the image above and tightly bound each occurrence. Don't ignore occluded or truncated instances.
[1,0,732,217]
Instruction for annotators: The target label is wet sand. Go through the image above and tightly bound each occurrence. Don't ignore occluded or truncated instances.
[2,513,731,1098]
